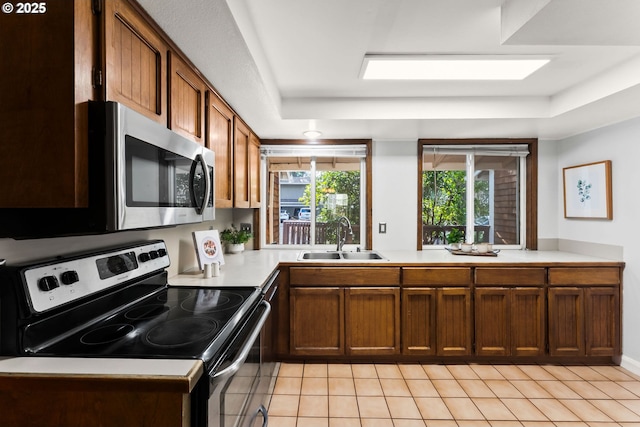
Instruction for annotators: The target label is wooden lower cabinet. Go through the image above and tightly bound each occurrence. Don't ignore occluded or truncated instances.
[290,286,400,357]
[548,267,621,358]
[437,288,473,356]
[475,287,545,357]
[548,287,584,357]
[346,287,400,356]
[402,288,436,355]
[585,287,620,356]
[0,375,192,427]
[290,287,344,356]
[548,286,619,357]
[402,287,472,356]
[285,266,622,362]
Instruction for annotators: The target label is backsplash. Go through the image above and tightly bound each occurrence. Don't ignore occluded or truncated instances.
[0,209,242,278]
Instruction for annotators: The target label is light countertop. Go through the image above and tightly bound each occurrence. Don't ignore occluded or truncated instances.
[1,248,621,377]
[0,357,202,382]
[169,247,624,289]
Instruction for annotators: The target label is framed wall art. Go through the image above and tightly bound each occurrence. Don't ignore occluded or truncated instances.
[192,229,225,270]
[563,160,612,219]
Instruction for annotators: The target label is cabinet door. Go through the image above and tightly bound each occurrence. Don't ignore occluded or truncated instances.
[207,92,234,208]
[290,287,344,356]
[402,288,436,355]
[249,133,261,208]
[437,288,472,356]
[511,287,545,356]
[585,287,619,356]
[475,288,509,356]
[168,53,206,144]
[104,0,167,123]
[548,287,584,357]
[346,287,400,356]
[234,118,250,208]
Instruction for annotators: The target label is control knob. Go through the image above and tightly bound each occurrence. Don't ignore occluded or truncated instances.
[157,248,167,257]
[61,271,79,285]
[38,276,59,292]
[138,252,151,263]
[149,250,159,259]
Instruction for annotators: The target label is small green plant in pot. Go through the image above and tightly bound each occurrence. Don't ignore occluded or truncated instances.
[220,224,253,254]
[446,228,463,249]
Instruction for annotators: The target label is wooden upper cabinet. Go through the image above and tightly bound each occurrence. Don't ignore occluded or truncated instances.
[207,92,235,208]
[103,0,167,124]
[168,52,206,144]
[249,133,262,208]
[234,118,251,208]
[0,1,96,208]
[233,118,261,208]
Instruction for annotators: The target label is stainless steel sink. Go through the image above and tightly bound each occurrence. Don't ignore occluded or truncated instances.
[300,252,342,260]
[340,252,384,260]
[298,251,386,261]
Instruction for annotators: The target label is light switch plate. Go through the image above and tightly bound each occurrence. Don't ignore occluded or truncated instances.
[240,223,252,233]
[379,222,387,234]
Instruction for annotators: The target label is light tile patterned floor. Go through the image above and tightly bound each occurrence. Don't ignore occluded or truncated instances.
[268,363,640,427]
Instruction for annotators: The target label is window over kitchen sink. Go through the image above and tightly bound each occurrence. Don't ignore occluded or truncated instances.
[260,141,372,249]
[419,139,538,250]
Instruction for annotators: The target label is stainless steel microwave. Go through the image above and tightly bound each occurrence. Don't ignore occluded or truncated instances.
[100,101,215,230]
[0,102,214,239]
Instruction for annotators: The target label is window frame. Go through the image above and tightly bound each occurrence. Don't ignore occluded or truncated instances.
[260,139,373,250]
[417,138,538,250]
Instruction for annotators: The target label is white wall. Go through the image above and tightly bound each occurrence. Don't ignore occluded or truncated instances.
[551,116,640,369]
[372,140,418,250]
[537,140,559,243]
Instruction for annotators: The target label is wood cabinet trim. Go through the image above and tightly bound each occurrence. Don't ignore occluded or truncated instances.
[290,267,401,286]
[548,267,620,285]
[475,267,546,286]
[402,267,471,286]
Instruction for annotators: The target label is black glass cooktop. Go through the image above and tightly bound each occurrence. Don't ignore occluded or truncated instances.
[31,286,261,362]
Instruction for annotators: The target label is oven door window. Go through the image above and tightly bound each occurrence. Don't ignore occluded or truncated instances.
[125,135,200,208]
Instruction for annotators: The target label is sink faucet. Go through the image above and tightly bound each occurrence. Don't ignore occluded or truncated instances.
[336,216,353,251]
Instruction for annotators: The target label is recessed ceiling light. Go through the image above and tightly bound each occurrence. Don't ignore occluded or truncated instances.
[361,55,550,80]
[303,130,322,139]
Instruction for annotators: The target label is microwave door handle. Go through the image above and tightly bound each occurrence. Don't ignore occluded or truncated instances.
[189,154,209,214]
[201,152,212,211]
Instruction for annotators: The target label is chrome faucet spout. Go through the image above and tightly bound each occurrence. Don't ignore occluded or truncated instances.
[336,216,353,251]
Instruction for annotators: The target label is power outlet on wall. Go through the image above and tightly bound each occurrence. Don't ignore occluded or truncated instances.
[240,223,252,233]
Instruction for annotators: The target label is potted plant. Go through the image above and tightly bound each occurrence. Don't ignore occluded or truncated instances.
[220,224,253,254]
[446,228,463,249]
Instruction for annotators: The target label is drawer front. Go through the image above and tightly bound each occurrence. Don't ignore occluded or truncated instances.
[402,267,471,286]
[548,267,620,285]
[475,268,546,286]
[289,267,400,286]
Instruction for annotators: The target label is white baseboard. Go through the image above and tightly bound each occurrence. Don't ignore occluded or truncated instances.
[620,355,640,376]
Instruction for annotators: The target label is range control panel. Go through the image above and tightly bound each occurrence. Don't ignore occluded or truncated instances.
[22,241,170,314]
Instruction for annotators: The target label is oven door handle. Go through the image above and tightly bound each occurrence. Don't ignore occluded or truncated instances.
[211,301,271,382]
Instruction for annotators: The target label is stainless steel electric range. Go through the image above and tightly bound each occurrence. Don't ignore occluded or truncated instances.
[0,240,275,427]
